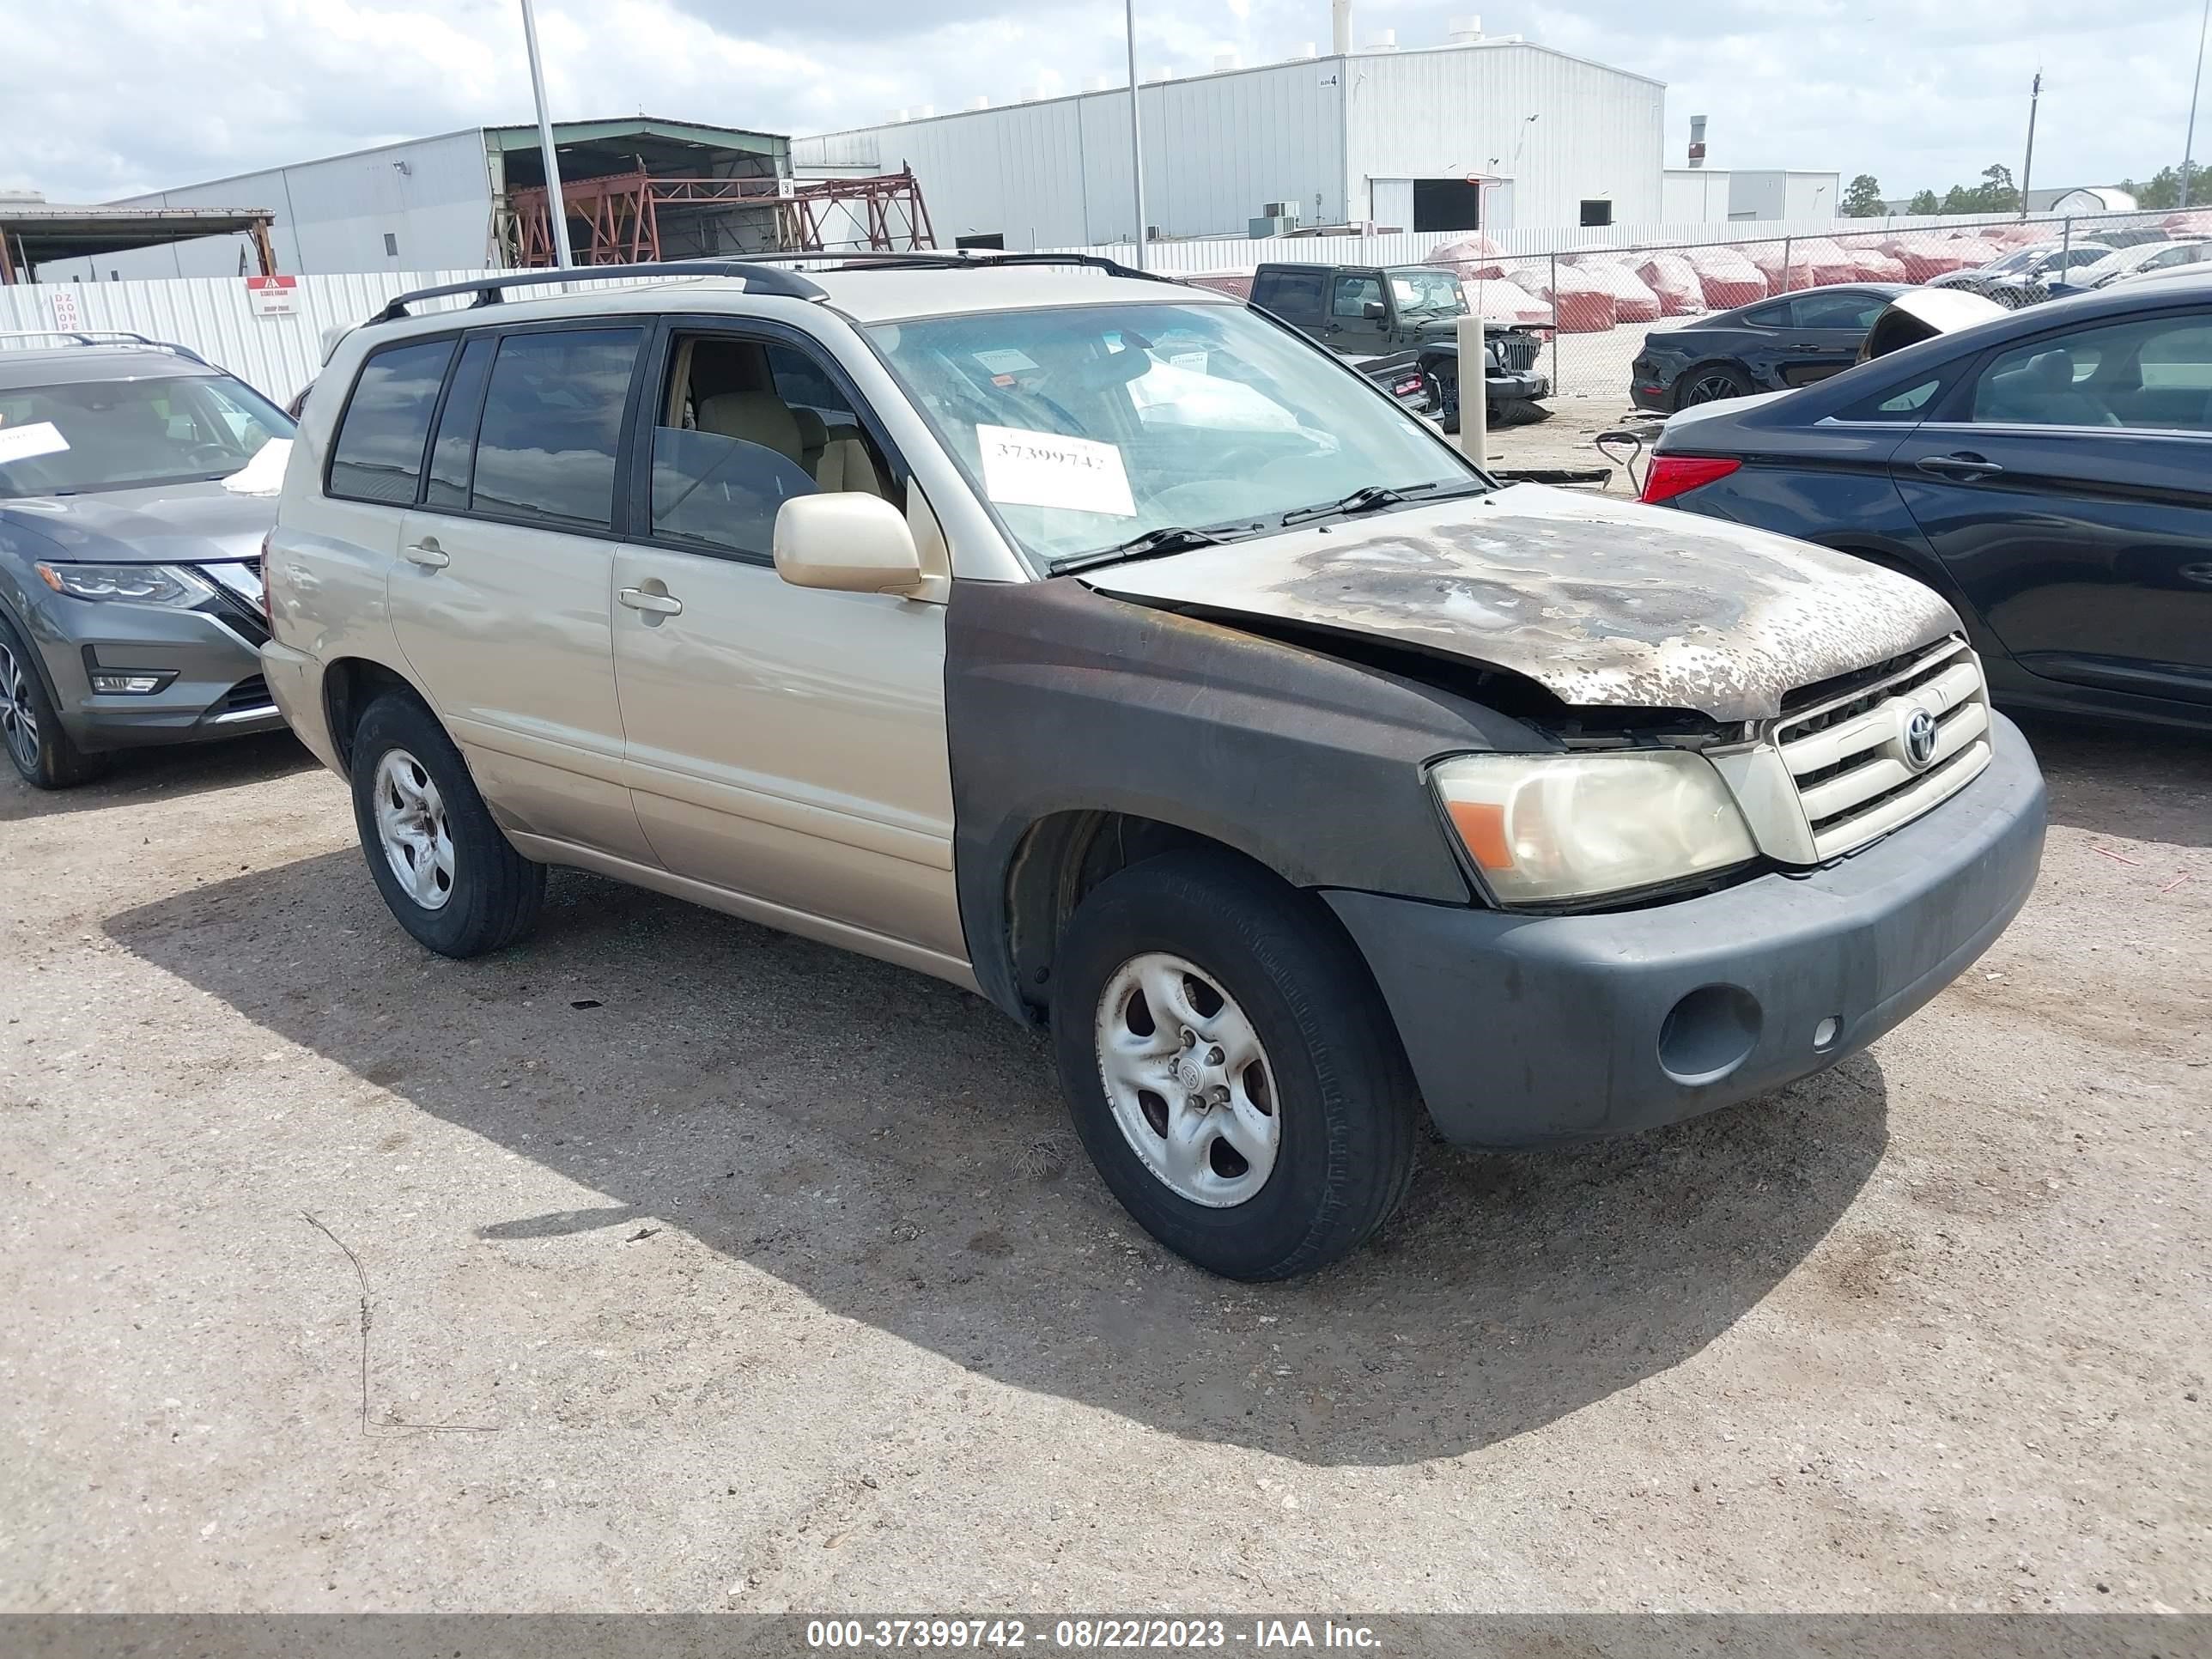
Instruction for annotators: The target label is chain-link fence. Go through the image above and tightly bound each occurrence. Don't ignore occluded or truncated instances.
[1417,206,2212,411]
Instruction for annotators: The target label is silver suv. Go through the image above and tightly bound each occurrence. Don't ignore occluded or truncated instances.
[264,256,2046,1279]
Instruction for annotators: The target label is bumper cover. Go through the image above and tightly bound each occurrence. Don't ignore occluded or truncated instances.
[1486,370,1549,404]
[1325,713,2046,1148]
[31,598,283,751]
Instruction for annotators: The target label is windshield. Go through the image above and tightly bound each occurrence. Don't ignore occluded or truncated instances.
[0,371,294,499]
[1386,268,1468,315]
[866,301,1477,568]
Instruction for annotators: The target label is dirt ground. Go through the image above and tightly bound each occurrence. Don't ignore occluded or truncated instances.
[2,698,2207,1614]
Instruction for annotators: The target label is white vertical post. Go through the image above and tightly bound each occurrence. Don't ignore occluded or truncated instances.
[1547,252,1560,392]
[1455,313,1488,470]
[1124,0,1147,267]
[2185,0,2209,207]
[519,0,574,268]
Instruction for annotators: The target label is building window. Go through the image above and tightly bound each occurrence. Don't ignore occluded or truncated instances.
[954,233,1005,250]
[1411,179,1483,233]
[1578,199,1613,227]
[383,232,399,258]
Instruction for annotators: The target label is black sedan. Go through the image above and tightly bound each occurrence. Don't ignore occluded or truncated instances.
[1640,274,2212,732]
[1631,284,1909,411]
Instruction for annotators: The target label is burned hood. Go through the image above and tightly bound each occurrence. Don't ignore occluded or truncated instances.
[1079,483,1960,724]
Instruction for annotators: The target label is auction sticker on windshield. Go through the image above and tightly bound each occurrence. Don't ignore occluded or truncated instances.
[976,424,1136,517]
[0,421,71,465]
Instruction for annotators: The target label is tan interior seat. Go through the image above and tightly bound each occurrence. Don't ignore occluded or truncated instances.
[695,390,806,465]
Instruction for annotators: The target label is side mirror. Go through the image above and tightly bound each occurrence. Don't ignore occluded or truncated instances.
[1363,301,1388,320]
[772,491,924,594]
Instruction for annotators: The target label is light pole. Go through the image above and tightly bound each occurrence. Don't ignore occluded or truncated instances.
[2185,0,2209,208]
[2021,71,2041,219]
[519,0,575,267]
[1124,0,1146,265]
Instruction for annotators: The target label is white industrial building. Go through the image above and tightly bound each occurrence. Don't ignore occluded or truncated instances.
[793,9,1666,246]
[33,119,790,282]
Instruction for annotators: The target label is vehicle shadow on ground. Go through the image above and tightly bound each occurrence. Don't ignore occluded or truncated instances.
[0,731,313,823]
[2017,713,2212,850]
[106,850,1887,1468]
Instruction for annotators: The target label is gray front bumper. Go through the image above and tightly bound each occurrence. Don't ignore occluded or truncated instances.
[1326,714,2046,1148]
[1486,370,1549,403]
[29,596,283,752]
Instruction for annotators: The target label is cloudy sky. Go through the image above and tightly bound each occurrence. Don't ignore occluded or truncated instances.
[7,0,2208,204]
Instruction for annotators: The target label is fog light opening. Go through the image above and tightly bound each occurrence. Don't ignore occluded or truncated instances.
[89,671,172,696]
[1813,1015,1843,1052]
[1657,983,1763,1085]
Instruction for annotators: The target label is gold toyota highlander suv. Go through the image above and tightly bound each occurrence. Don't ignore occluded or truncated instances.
[263,255,2045,1280]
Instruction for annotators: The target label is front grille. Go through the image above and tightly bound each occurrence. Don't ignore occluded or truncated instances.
[223,675,272,713]
[1492,331,1540,373]
[1775,635,1992,860]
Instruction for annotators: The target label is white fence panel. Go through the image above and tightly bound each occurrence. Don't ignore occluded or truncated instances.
[0,270,498,402]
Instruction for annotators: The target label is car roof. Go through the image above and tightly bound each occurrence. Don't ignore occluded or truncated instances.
[353,266,1236,347]
[0,344,215,390]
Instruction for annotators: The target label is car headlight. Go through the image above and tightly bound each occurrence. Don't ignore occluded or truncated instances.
[1431,749,1758,906]
[35,562,214,606]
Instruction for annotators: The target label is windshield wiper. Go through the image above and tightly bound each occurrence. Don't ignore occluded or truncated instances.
[1277,479,1487,527]
[1048,522,1258,575]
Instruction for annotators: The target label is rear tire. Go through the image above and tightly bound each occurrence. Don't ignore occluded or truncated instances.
[0,613,108,790]
[349,691,543,957]
[1049,849,1419,1281]
[1675,362,1752,410]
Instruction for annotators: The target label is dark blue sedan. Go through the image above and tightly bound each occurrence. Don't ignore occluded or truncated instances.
[1641,274,2212,732]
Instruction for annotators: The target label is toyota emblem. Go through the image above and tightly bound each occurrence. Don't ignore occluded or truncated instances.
[1901,707,1939,771]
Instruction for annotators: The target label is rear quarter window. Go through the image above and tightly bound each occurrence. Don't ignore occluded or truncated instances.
[328,339,456,503]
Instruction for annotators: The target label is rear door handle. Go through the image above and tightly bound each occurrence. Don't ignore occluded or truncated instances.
[1916,453,2006,480]
[618,586,684,617]
[1786,343,1824,351]
[403,538,449,568]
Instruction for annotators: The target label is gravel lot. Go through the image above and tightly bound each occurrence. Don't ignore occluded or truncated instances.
[2,693,2206,1614]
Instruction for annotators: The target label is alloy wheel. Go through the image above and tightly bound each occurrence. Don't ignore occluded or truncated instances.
[0,641,38,774]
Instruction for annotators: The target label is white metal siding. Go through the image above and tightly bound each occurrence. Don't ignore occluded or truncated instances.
[33,132,498,283]
[1346,44,1664,233]
[1662,168,1732,222]
[799,64,1348,247]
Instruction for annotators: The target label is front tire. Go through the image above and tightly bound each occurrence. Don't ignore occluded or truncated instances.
[1049,850,1419,1280]
[349,692,543,957]
[0,614,108,790]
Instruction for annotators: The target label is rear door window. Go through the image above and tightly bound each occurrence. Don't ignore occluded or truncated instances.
[1971,311,2212,432]
[469,328,643,530]
[1253,270,1323,319]
[328,338,455,503]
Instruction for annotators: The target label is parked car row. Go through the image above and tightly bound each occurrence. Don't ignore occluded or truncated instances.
[1642,271,2212,732]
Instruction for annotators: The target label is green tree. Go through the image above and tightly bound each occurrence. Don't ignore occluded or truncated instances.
[1978,163,2019,212]
[1842,173,1886,216]
[1909,188,1942,214]
[2117,164,2203,210]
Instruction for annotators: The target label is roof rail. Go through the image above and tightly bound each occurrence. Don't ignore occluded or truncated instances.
[370,260,829,323]
[371,249,1182,323]
[747,249,1182,285]
[0,329,213,368]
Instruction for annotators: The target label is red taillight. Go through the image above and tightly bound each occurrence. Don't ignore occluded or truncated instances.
[258,530,274,623]
[1639,453,1741,505]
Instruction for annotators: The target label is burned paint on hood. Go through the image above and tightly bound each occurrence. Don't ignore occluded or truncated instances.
[1080,483,1960,724]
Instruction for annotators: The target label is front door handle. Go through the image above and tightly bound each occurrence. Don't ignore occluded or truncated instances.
[403,538,449,568]
[1916,453,2006,480]
[617,586,684,617]
[1786,343,1824,351]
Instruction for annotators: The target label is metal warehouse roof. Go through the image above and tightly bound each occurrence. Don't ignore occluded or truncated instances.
[1,204,278,281]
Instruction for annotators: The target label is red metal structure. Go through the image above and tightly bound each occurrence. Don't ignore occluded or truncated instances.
[508,169,934,266]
